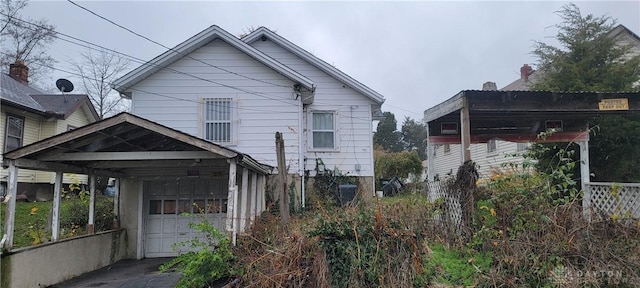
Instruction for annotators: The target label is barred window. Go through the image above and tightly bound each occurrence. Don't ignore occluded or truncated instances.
[204,98,232,143]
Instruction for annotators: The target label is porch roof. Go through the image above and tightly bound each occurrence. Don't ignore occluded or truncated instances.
[2,112,272,177]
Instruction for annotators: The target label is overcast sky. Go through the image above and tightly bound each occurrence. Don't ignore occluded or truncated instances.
[23,1,640,125]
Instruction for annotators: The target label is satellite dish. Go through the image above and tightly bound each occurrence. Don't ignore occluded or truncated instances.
[56,78,74,93]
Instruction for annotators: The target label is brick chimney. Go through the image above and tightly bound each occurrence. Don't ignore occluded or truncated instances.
[9,60,29,84]
[520,64,532,82]
[482,81,497,90]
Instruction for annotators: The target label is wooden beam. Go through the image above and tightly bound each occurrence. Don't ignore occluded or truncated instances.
[7,158,125,178]
[52,172,63,241]
[38,151,225,161]
[579,141,591,221]
[424,92,464,123]
[460,97,471,162]
[428,131,590,144]
[88,159,229,169]
[113,178,120,228]
[276,132,289,224]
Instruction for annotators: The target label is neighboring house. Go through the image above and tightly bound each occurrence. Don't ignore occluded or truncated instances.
[112,26,385,203]
[1,60,100,198]
[426,24,640,180]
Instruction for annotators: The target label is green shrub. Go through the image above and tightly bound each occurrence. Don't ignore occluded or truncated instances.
[160,217,237,288]
[61,196,114,233]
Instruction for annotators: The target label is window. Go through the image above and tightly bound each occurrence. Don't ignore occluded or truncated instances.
[204,98,232,143]
[444,144,451,154]
[487,139,497,155]
[312,111,336,149]
[516,142,530,152]
[4,114,24,152]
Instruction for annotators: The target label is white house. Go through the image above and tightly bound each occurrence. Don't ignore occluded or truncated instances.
[426,24,640,180]
[112,26,385,204]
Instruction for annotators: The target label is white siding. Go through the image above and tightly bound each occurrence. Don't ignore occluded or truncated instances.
[251,40,376,177]
[130,39,301,172]
[0,107,40,183]
[430,141,527,180]
[130,38,378,177]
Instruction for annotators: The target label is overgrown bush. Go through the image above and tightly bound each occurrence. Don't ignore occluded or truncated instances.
[374,148,422,190]
[160,218,237,288]
[61,195,114,234]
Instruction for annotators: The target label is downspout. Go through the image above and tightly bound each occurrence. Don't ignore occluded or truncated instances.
[299,94,305,208]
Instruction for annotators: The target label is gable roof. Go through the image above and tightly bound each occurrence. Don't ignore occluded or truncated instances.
[112,25,315,96]
[1,73,99,121]
[3,112,271,175]
[243,27,385,105]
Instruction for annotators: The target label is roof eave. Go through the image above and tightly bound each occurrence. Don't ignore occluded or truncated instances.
[112,25,315,94]
[243,27,385,105]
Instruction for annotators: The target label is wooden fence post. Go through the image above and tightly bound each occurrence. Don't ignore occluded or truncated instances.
[276,132,289,224]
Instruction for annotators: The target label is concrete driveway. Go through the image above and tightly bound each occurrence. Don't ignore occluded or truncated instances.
[50,258,180,288]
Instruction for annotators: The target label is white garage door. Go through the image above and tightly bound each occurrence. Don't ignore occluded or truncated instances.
[145,178,228,258]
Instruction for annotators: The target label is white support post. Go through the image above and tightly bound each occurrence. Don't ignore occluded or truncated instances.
[579,141,591,221]
[250,172,258,226]
[256,175,264,216]
[240,168,249,233]
[226,161,237,245]
[88,174,96,234]
[3,161,18,249]
[52,172,63,241]
[426,122,435,183]
[113,178,120,228]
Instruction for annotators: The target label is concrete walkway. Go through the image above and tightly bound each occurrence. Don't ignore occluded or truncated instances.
[50,258,180,288]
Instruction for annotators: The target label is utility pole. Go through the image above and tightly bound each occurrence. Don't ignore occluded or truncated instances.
[275,132,289,223]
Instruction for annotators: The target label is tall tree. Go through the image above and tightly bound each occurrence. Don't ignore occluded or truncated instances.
[373,112,403,152]
[531,3,640,182]
[401,117,428,160]
[0,0,57,84]
[69,49,131,119]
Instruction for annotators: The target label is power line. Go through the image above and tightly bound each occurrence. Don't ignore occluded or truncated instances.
[1,12,381,123]
[66,0,291,89]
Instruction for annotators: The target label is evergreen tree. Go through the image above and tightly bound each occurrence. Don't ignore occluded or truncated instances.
[532,3,640,182]
[373,112,403,152]
[401,117,428,160]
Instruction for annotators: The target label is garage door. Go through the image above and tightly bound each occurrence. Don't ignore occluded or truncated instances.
[145,178,228,258]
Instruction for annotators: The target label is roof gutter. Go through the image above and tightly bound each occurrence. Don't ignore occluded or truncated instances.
[236,154,272,175]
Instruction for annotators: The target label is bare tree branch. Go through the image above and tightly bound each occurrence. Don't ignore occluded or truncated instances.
[68,49,131,119]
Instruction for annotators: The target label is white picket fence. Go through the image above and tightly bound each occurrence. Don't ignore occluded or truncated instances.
[585,182,640,221]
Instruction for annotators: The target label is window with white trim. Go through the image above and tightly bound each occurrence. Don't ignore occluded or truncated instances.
[516,142,530,152]
[203,98,233,143]
[4,114,24,152]
[312,111,336,149]
[487,139,498,155]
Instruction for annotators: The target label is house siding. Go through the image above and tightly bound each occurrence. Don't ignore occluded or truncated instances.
[250,39,376,177]
[0,107,40,183]
[430,141,526,180]
[130,39,302,172]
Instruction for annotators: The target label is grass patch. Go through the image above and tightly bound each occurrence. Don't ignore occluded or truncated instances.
[1,196,114,248]
[425,244,492,286]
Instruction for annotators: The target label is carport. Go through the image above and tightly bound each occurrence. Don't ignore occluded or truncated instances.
[424,90,640,220]
[1,113,270,287]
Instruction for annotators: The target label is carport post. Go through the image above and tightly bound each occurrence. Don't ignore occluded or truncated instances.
[2,160,18,249]
[88,174,96,234]
[250,171,258,226]
[579,140,591,221]
[240,168,249,233]
[113,178,120,228]
[226,160,238,245]
[52,171,63,241]
[460,98,471,162]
